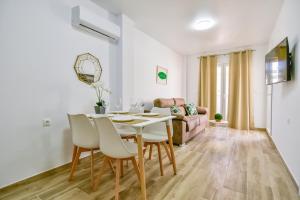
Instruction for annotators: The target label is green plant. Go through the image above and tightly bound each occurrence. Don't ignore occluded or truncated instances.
[91,81,111,107]
[214,113,223,121]
[96,99,106,107]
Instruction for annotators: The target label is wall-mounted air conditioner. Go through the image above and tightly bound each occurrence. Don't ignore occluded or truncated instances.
[72,6,120,41]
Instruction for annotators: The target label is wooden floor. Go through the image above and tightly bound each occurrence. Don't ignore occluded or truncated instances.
[0,127,299,200]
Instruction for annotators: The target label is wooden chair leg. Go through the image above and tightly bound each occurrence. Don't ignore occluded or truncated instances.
[120,160,124,177]
[125,138,129,167]
[69,147,82,181]
[166,124,177,175]
[90,149,94,186]
[143,143,148,156]
[156,143,164,176]
[148,144,153,160]
[131,157,141,183]
[162,141,172,163]
[71,145,78,165]
[93,156,109,191]
[115,159,121,200]
[109,159,115,174]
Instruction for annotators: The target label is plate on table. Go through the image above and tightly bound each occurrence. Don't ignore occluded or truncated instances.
[141,113,160,116]
[112,116,134,122]
[86,114,113,119]
[86,114,99,119]
[111,111,129,114]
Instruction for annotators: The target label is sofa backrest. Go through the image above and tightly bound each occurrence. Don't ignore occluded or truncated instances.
[153,98,175,108]
[153,98,186,116]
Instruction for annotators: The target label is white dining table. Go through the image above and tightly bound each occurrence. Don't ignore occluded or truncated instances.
[88,113,177,200]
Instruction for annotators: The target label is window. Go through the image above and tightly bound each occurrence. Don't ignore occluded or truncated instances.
[216,55,229,119]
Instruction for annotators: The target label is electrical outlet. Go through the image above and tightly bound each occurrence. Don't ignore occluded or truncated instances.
[43,119,51,127]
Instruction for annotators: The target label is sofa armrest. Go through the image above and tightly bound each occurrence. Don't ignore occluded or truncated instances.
[196,106,208,115]
[172,119,187,145]
[172,113,188,122]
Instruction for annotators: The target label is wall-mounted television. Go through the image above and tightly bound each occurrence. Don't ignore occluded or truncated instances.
[265,37,291,85]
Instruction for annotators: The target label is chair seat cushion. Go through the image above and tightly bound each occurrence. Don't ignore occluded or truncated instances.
[142,133,168,143]
[102,141,138,159]
[117,128,136,137]
[123,141,138,155]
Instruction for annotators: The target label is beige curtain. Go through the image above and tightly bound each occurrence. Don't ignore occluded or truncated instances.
[227,50,254,130]
[199,55,217,120]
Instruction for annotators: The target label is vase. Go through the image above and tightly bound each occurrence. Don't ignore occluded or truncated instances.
[94,106,105,114]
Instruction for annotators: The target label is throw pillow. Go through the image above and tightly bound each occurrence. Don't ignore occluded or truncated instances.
[170,105,181,114]
[185,103,198,116]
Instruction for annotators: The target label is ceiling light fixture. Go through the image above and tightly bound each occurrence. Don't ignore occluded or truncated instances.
[192,19,216,31]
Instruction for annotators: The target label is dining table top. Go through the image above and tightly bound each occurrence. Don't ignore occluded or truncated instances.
[86,113,176,128]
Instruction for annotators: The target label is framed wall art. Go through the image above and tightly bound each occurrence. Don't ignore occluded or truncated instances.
[156,66,168,85]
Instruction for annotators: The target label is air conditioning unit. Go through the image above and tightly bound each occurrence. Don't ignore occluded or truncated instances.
[72,6,120,41]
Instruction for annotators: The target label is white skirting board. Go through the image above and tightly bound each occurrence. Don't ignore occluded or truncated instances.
[266,129,299,195]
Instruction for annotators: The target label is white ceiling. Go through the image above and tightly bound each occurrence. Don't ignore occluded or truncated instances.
[93,0,283,55]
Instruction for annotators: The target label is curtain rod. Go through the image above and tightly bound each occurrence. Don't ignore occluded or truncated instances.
[197,49,255,58]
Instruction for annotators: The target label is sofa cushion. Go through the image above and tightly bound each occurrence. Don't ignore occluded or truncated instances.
[170,105,181,114]
[174,98,185,106]
[178,106,186,116]
[185,115,201,131]
[185,103,198,116]
[154,98,175,108]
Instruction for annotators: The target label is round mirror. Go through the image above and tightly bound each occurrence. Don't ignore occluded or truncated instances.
[73,53,102,85]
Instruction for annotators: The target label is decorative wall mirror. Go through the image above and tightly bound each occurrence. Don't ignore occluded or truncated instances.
[73,53,102,85]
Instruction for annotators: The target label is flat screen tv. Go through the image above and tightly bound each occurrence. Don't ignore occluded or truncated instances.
[265,37,291,85]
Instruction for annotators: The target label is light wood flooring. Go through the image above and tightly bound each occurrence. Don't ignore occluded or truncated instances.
[0,127,299,200]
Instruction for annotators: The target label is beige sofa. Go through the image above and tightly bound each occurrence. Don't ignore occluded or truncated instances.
[153,98,209,145]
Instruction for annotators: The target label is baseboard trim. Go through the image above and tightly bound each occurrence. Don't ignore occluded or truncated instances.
[0,153,98,192]
[253,127,267,132]
[265,132,299,194]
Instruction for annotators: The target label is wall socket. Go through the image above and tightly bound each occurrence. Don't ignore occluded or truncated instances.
[43,119,51,127]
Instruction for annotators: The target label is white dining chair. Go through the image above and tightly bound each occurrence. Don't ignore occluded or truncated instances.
[114,106,139,141]
[93,117,140,200]
[67,114,104,186]
[142,107,173,176]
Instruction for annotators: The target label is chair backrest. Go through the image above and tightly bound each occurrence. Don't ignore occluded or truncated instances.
[67,114,99,148]
[143,107,173,136]
[93,117,133,158]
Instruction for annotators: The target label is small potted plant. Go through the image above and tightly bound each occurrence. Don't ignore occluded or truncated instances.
[91,81,111,114]
[214,113,223,122]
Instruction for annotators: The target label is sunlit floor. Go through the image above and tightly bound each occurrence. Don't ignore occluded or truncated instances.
[0,127,299,200]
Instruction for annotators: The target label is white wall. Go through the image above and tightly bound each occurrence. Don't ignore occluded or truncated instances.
[117,17,185,109]
[252,45,268,128]
[186,54,200,104]
[0,0,118,188]
[267,0,300,188]
[133,29,185,103]
[186,44,268,128]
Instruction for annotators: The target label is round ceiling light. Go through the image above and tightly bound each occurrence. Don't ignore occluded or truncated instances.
[192,19,216,31]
